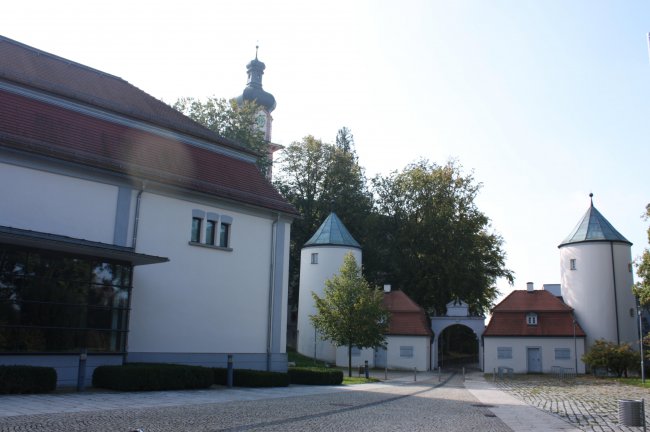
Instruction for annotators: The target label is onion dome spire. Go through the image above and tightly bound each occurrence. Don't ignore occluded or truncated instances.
[234,45,276,112]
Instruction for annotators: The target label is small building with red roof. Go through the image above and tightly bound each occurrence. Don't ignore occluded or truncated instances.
[0,36,297,387]
[483,284,586,374]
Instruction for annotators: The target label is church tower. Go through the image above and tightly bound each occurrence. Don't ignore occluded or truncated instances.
[296,213,362,362]
[559,194,637,349]
[235,46,276,142]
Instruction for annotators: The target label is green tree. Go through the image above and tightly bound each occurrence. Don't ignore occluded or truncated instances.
[173,97,271,174]
[582,339,638,377]
[633,204,650,306]
[371,159,513,315]
[310,253,389,377]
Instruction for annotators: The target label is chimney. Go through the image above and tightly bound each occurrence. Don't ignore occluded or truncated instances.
[527,282,534,292]
[383,284,391,293]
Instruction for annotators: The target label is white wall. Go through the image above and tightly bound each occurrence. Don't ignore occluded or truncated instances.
[385,335,430,371]
[484,337,585,374]
[128,191,281,354]
[296,246,362,363]
[0,162,117,243]
[561,242,637,349]
[336,346,374,370]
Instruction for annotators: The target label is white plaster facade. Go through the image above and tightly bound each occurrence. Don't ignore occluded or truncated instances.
[484,336,585,374]
[334,335,430,372]
[560,242,637,349]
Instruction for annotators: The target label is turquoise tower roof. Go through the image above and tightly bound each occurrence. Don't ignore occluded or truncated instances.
[559,195,631,247]
[304,213,361,249]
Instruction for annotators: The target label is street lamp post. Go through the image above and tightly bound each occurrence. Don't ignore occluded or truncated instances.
[638,298,645,383]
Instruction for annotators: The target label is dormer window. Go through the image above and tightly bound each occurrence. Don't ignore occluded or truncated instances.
[526,312,538,326]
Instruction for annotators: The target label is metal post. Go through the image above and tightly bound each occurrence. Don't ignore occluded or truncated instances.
[438,366,441,382]
[462,366,465,382]
[573,319,578,373]
[413,367,417,382]
[364,360,369,379]
[638,298,645,384]
[227,354,234,388]
[384,366,388,380]
[76,348,87,392]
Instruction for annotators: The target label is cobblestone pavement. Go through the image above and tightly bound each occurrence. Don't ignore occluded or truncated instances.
[0,373,511,432]
[494,375,650,431]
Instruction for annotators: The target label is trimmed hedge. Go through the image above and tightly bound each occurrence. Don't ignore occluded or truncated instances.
[92,363,213,391]
[288,367,343,385]
[213,368,289,387]
[0,365,57,394]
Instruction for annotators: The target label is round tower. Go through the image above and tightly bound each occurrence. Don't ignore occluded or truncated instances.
[296,213,362,363]
[559,194,636,350]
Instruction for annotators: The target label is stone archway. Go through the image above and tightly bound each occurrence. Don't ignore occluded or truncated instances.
[430,301,485,370]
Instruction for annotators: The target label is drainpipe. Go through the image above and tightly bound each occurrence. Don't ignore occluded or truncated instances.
[610,242,620,344]
[125,182,144,365]
[131,182,146,249]
[266,213,280,371]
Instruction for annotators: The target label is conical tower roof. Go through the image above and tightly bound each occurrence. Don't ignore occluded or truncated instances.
[559,195,631,247]
[304,213,361,249]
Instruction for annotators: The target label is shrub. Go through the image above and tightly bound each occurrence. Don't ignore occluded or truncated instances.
[582,339,638,377]
[288,367,343,385]
[92,363,213,391]
[212,368,289,387]
[0,365,57,394]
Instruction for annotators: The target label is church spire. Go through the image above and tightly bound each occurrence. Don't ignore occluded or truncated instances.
[235,46,276,113]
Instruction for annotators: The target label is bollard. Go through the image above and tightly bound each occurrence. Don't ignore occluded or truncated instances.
[385,366,388,380]
[438,366,441,382]
[76,348,87,392]
[414,367,417,382]
[493,368,496,382]
[364,360,369,379]
[227,354,234,388]
[463,366,465,382]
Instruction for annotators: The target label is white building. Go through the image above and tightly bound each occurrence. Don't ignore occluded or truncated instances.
[0,36,297,387]
[559,194,637,350]
[483,285,586,374]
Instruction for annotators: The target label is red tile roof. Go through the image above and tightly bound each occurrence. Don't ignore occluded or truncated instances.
[0,36,297,215]
[484,290,586,337]
[382,291,432,337]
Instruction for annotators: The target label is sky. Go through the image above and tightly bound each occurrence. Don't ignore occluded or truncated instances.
[3,0,650,303]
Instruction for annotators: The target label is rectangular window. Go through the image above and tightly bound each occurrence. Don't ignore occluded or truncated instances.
[311,253,318,264]
[191,217,202,243]
[555,348,570,360]
[570,259,576,270]
[526,313,538,325]
[206,220,216,245]
[400,346,414,358]
[351,347,361,357]
[497,347,512,359]
[219,223,230,248]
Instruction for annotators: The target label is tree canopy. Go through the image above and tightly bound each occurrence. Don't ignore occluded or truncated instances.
[173,97,271,175]
[633,204,650,306]
[310,253,389,376]
[372,160,513,315]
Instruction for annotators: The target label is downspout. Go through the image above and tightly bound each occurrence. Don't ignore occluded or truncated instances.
[610,242,620,344]
[125,183,145,364]
[132,183,146,249]
[267,213,280,371]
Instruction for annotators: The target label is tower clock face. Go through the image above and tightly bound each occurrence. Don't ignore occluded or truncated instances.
[256,113,267,128]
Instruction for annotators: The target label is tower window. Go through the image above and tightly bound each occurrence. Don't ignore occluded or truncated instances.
[629,263,633,273]
[311,253,318,264]
[526,312,538,325]
[570,259,576,271]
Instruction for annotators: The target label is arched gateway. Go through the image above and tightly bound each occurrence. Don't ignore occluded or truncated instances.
[431,301,485,370]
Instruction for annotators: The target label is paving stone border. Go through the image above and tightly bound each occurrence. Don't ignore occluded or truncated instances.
[494,374,650,431]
